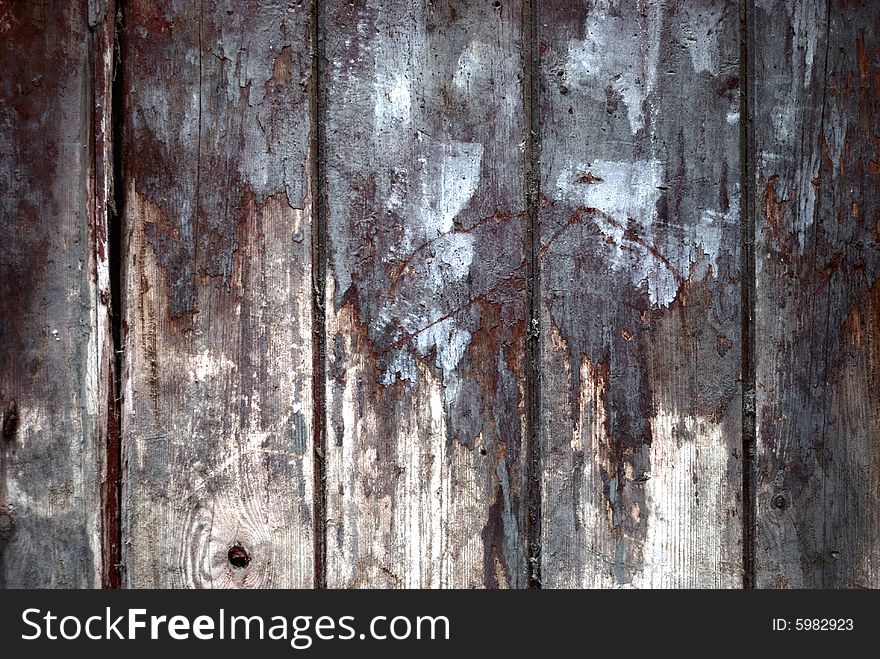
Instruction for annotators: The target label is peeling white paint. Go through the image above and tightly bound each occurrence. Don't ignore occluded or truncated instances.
[566,4,662,135]
[697,187,740,276]
[417,139,483,238]
[324,2,527,589]
[557,159,665,231]
[414,317,472,381]
[371,23,419,138]
[555,159,736,306]
[382,348,418,386]
[379,138,482,384]
[555,159,673,305]
[426,232,476,293]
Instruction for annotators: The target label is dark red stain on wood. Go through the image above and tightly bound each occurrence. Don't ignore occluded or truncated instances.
[103,381,121,589]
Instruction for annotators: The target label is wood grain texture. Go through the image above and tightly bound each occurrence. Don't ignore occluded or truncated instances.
[754,0,880,588]
[538,0,743,587]
[0,0,114,587]
[322,0,528,588]
[120,0,315,588]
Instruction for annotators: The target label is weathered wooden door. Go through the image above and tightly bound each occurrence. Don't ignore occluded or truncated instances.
[1,0,877,589]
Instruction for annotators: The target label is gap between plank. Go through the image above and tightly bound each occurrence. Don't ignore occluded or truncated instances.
[739,0,757,590]
[102,0,126,590]
[523,0,542,589]
[310,0,328,590]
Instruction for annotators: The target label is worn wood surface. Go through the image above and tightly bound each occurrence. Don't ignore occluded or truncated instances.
[754,0,880,588]
[0,0,114,587]
[322,0,528,588]
[538,0,743,587]
[2,0,880,590]
[120,0,315,587]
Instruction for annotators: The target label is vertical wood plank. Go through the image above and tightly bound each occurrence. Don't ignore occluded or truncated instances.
[121,0,315,587]
[754,1,880,588]
[0,0,114,587]
[323,0,528,588]
[538,0,743,587]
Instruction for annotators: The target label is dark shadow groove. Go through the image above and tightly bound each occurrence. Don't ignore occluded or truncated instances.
[739,0,757,590]
[523,0,542,589]
[102,0,126,590]
[310,0,328,590]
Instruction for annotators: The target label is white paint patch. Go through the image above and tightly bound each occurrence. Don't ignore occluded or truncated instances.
[385,167,409,214]
[374,73,412,133]
[414,317,472,382]
[417,138,483,238]
[423,232,476,294]
[556,159,676,306]
[379,138,482,385]
[555,159,735,306]
[726,111,739,125]
[680,4,724,75]
[371,26,419,138]
[190,346,234,384]
[557,159,665,231]
[382,348,418,386]
[453,41,487,90]
[696,186,740,276]
[566,4,662,135]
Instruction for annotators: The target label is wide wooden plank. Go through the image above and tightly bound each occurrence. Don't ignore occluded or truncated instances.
[323,0,528,588]
[754,1,880,588]
[0,0,114,587]
[538,0,743,587]
[121,0,315,587]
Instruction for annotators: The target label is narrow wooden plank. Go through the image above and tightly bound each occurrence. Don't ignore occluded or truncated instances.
[754,1,880,588]
[0,0,114,587]
[538,0,743,587]
[121,0,314,587]
[323,0,528,588]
